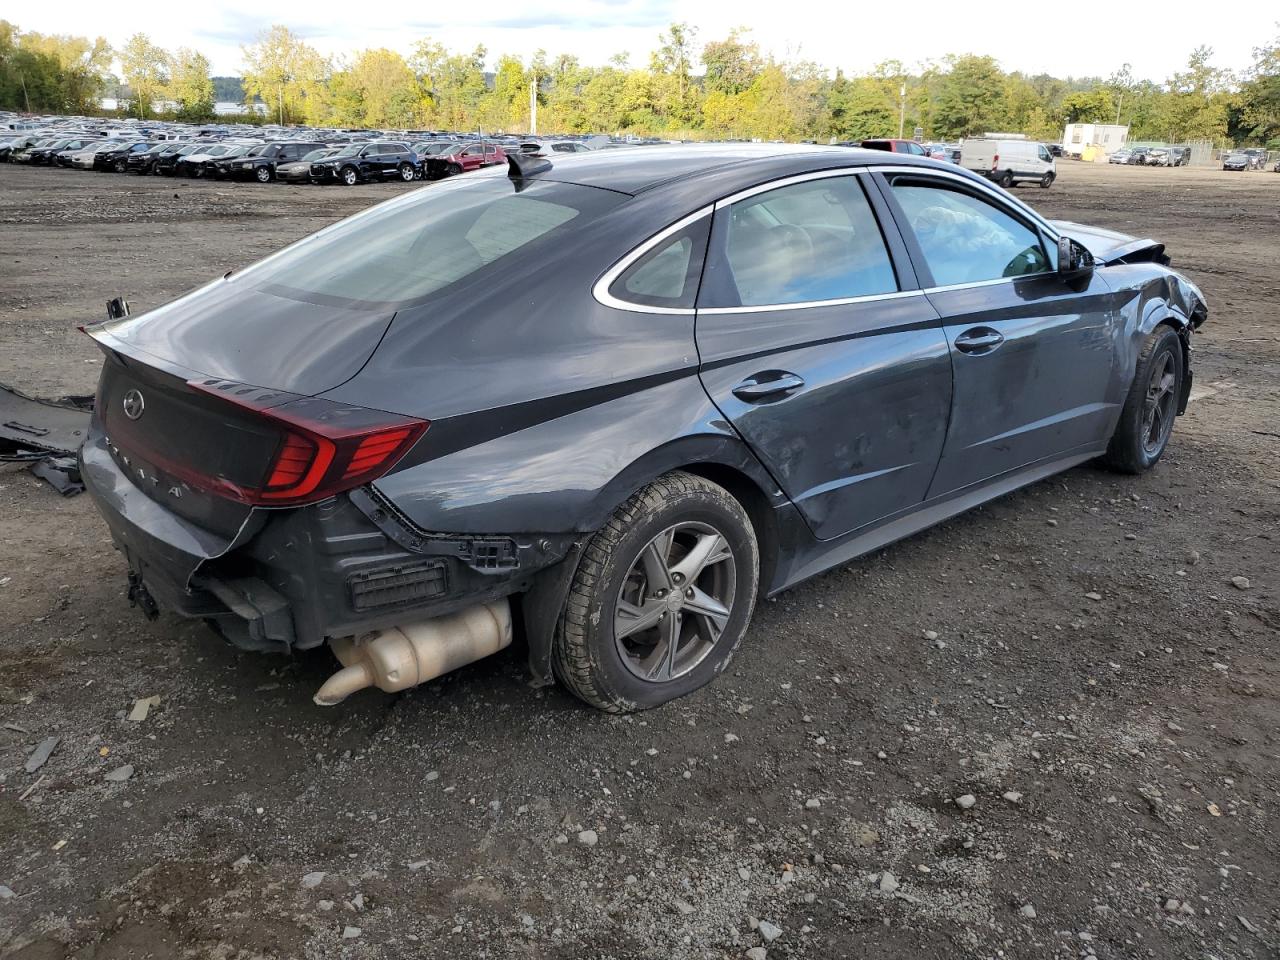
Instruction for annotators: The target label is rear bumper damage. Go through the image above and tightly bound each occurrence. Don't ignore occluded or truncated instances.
[81,428,576,657]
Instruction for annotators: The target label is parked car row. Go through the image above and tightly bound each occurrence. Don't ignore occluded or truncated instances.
[1221,148,1271,171]
[2,131,524,185]
[1108,146,1191,166]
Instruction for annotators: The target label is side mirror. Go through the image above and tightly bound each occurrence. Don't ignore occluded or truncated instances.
[1057,236,1094,281]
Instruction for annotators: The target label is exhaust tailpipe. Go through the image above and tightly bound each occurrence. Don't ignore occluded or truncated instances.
[313,599,512,706]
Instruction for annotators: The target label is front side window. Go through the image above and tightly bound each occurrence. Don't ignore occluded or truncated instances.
[1037,146,1052,163]
[704,175,898,308]
[890,180,1049,287]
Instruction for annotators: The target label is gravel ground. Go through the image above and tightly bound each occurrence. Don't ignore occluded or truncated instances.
[0,160,1277,960]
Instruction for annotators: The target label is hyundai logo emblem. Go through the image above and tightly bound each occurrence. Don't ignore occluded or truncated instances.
[122,389,145,421]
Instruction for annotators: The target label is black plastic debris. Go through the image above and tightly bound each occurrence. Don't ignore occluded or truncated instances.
[0,381,92,495]
[30,456,84,496]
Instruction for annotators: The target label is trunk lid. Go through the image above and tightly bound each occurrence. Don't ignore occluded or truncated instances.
[93,277,396,397]
[91,339,295,536]
[86,277,397,533]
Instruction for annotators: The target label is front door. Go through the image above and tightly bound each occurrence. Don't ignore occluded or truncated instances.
[877,171,1122,496]
[695,171,953,541]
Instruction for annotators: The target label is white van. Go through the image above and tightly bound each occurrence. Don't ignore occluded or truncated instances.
[960,138,1056,188]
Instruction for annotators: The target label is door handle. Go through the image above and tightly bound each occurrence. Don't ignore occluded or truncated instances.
[732,372,806,402]
[954,328,1005,354]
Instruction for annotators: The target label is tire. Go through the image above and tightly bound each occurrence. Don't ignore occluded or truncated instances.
[341,166,359,186]
[447,162,463,177]
[1102,326,1184,474]
[1039,172,1054,188]
[997,170,1014,188]
[255,165,272,183]
[553,472,760,713]
[113,159,126,173]
[397,162,415,182]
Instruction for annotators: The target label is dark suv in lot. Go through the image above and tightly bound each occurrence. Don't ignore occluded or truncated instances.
[311,142,419,185]
[224,141,327,182]
[94,141,153,173]
[126,142,184,175]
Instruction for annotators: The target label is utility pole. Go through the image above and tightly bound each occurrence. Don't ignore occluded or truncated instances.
[530,78,537,135]
[898,83,906,139]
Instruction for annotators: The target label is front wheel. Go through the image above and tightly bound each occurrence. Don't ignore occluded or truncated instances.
[341,166,359,186]
[1039,172,1054,188]
[554,472,759,712]
[1102,326,1184,474]
[447,162,462,177]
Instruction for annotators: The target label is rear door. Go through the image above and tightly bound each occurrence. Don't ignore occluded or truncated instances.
[694,170,952,541]
[874,169,1121,496]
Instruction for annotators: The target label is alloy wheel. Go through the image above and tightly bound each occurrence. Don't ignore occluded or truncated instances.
[613,522,737,683]
[1141,349,1177,455]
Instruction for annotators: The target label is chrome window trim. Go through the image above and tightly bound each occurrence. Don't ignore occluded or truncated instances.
[711,166,862,210]
[591,205,714,315]
[699,289,923,316]
[867,163,1060,240]
[922,275,1025,295]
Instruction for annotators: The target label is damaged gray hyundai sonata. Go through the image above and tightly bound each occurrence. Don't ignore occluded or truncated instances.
[81,144,1207,712]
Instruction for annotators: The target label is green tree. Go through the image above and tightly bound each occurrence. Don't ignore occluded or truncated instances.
[118,33,169,118]
[18,29,111,112]
[1239,26,1280,144]
[240,25,326,124]
[1161,45,1231,142]
[701,28,761,96]
[340,48,419,127]
[931,54,1008,138]
[650,22,698,126]
[0,21,63,111]
[1060,88,1116,123]
[411,39,486,129]
[168,48,214,120]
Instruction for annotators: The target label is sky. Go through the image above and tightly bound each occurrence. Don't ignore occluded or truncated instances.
[13,0,1274,82]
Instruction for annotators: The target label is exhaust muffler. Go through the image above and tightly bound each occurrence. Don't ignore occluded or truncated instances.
[313,599,512,706]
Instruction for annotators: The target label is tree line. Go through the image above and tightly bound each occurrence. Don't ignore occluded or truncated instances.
[2,19,1277,147]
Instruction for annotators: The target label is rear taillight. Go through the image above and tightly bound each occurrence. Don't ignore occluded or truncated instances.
[992,154,999,170]
[189,380,428,506]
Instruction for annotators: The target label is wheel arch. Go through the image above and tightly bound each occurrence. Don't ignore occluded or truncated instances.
[519,434,789,687]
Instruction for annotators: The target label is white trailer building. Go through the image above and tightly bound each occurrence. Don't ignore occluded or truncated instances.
[1062,123,1128,159]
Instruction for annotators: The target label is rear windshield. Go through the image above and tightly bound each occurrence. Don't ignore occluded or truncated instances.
[233,176,623,309]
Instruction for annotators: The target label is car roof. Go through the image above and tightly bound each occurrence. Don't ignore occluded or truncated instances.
[518,143,960,196]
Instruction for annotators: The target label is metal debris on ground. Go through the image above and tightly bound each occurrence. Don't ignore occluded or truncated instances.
[24,736,60,773]
[128,696,162,723]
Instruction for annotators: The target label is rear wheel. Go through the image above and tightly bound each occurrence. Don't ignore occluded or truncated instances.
[1102,326,1184,474]
[553,472,759,712]
[398,162,415,182]
[997,170,1014,188]
[255,165,272,183]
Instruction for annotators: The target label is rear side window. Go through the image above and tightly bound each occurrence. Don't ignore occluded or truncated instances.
[608,216,710,310]
[890,180,1049,286]
[237,178,622,308]
[701,175,898,308]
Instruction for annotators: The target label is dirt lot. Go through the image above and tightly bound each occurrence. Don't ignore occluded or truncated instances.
[0,160,1277,960]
